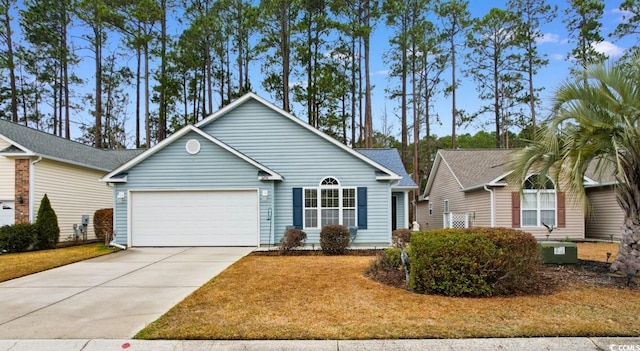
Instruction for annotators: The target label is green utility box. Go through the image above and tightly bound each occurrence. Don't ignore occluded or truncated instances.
[538,241,578,265]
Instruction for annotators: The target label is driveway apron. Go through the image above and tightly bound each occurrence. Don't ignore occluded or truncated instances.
[0,247,253,339]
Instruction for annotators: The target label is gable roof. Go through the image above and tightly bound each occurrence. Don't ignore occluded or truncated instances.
[0,119,143,171]
[101,125,283,182]
[423,148,618,198]
[356,149,418,189]
[423,149,514,197]
[195,93,402,181]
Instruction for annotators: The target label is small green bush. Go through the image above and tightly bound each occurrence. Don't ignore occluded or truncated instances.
[279,228,307,254]
[320,224,350,255]
[366,248,402,274]
[0,223,37,253]
[35,194,60,250]
[409,227,540,297]
[392,228,412,248]
[94,208,113,243]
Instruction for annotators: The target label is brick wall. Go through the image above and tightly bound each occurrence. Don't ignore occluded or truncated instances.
[15,159,30,223]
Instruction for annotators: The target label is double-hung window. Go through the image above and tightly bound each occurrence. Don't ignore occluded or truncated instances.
[303,177,356,229]
[521,175,556,227]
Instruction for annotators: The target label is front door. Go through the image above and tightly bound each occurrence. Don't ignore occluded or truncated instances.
[391,195,397,231]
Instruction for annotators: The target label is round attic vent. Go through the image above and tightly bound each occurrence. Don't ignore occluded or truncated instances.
[185,139,201,155]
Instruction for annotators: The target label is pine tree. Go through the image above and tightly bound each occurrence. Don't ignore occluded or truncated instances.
[35,194,60,250]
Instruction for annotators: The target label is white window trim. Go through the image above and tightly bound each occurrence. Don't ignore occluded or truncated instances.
[302,178,357,229]
[443,199,449,214]
[521,176,557,228]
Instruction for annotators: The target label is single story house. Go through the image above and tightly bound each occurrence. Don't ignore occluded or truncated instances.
[0,119,142,241]
[417,149,623,240]
[101,93,418,247]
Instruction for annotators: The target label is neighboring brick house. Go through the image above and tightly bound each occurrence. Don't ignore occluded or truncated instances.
[0,119,141,242]
[417,149,623,240]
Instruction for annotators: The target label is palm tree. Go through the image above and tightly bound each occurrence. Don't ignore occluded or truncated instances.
[510,58,640,275]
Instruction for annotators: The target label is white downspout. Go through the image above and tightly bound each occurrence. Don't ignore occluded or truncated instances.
[484,185,495,227]
[404,190,410,228]
[29,157,43,222]
[109,240,126,250]
[107,182,127,250]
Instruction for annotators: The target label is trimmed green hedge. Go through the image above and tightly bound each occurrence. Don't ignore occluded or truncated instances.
[408,227,541,297]
[35,194,60,250]
[0,222,36,253]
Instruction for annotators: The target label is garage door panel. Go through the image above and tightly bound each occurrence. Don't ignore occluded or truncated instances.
[130,190,258,247]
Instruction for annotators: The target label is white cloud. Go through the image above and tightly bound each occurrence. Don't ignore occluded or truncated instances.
[592,41,625,58]
[551,53,564,61]
[612,7,633,20]
[536,32,560,44]
[373,70,389,76]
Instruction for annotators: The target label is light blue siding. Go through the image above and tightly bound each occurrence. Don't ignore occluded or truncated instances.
[113,98,397,246]
[200,99,392,244]
[393,192,405,229]
[113,131,273,245]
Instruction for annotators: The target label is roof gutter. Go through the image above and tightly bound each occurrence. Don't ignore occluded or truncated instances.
[484,184,495,228]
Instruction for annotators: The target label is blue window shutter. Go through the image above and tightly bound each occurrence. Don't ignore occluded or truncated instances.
[357,187,367,229]
[293,188,303,229]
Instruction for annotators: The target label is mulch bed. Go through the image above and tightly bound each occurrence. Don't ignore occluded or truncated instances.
[539,259,638,291]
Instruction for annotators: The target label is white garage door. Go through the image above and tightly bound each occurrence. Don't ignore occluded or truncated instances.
[130,190,258,247]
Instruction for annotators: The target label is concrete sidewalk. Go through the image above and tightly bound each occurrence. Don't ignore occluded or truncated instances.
[0,247,253,339]
[1,337,639,351]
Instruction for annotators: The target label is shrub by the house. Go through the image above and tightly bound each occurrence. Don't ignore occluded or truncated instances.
[94,208,113,244]
[35,194,60,250]
[0,223,36,253]
[320,224,350,255]
[391,228,412,248]
[279,228,307,254]
[409,227,541,297]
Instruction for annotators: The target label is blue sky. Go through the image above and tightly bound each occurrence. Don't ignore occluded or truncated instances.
[11,0,632,145]
[357,0,632,141]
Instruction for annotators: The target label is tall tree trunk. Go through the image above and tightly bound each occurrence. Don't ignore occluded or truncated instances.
[62,8,70,140]
[135,46,141,148]
[350,35,356,148]
[451,34,457,149]
[2,3,18,123]
[94,27,103,148]
[280,1,290,111]
[363,0,373,148]
[144,43,150,148]
[158,0,167,141]
[528,49,536,139]
[206,35,213,115]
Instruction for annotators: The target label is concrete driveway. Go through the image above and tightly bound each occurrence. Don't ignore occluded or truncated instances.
[0,247,254,339]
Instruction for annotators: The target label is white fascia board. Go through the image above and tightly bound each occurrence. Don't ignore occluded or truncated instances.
[101,124,283,182]
[196,93,401,181]
[0,151,36,157]
[392,185,419,190]
[0,134,32,154]
[488,170,513,185]
[101,125,198,182]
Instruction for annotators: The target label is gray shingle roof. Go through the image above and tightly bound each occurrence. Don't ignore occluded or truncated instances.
[432,149,618,193]
[0,119,144,171]
[356,148,418,188]
[438,149,515,190]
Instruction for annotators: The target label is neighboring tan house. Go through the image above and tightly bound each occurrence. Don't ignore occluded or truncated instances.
[0,119,142,242]
[101,93,418,247]
[417,149,624,240]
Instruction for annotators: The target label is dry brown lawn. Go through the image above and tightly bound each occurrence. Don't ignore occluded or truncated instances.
[136,242,639,340]
[0,243,114,282]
